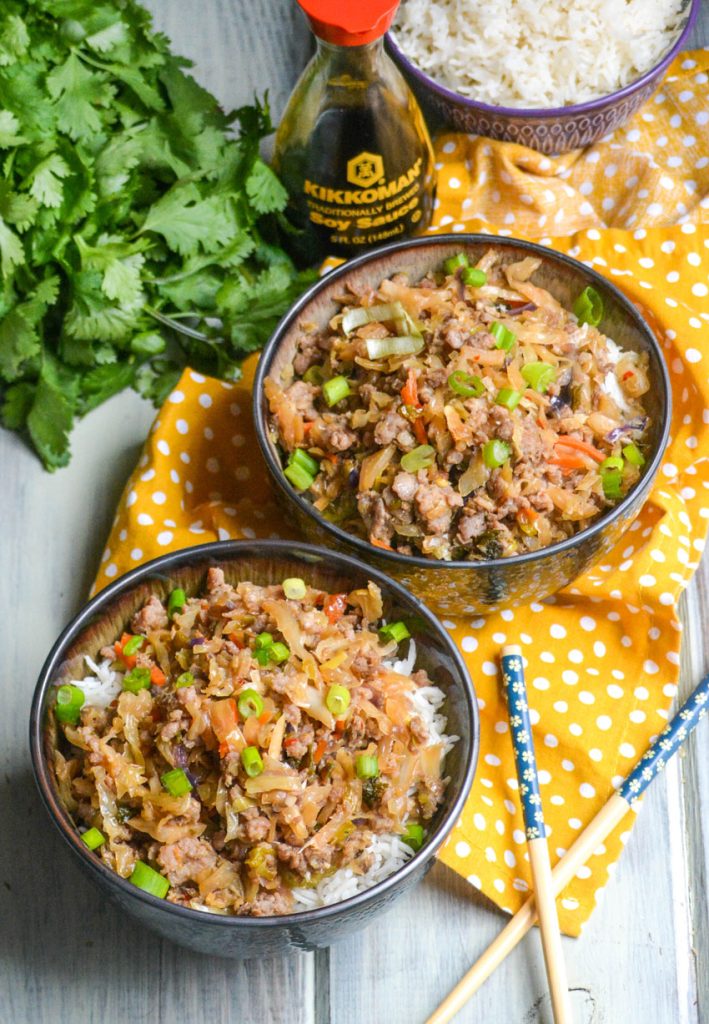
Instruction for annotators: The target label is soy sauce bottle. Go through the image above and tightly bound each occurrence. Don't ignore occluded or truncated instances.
[273,0,435,263]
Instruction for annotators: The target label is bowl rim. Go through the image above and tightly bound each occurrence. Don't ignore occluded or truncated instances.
[29,538,479,929]
[385,0,698,119]
[254,233,672,575]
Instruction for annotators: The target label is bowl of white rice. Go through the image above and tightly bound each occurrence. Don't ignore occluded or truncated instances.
[387,0,698,153]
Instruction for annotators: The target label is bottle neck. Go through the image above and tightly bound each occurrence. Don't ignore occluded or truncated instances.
[315,37,385,78]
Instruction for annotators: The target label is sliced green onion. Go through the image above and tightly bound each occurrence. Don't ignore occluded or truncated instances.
[129,861,170,899]
[285,462,316,492]
[122,667,152,693]
[461,267,487,287]
[122,634,144,656]
[443,253,469,274]
[326,684,351,716]
[365,335,424,360]
[601,469,623,500]
[490,321,517,351]
[81,827,106,851]
[241,746,264,777]
[255,632,274,650]
[402,822,425,851]
[400,444,435,473]
[55,684,85,725]
[342,301,407,336]
[521,361,556,393]
[303,365,325,385]
[254,648,270,666]
[160,768,193,797]
[599,456,624,472]
[323,375,351,407]
[379,620,411,644]
[283,577,307,600]
[237,688,264,718]
[167,588,186,618]
[496,388,522,411]
[290,448,320,476]
[622,442,646,467]
[483,439,512,469]
[175,671,194,688]
[269,641,290,664]
[448,370,485,398]
[573,285,603,327]
[355,753,380,779]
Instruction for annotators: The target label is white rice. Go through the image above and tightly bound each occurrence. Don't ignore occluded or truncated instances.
[71,656,123,708]
[602,337,634,414]
[73,640,456,914]
[392,0,685,108]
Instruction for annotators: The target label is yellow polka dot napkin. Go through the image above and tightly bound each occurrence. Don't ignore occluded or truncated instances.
[94,52,709,936]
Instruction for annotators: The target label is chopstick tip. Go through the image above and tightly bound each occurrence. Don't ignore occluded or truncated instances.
[502,643,523,657]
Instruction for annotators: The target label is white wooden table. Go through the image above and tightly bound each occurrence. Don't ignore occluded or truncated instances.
[1,3,707,1022]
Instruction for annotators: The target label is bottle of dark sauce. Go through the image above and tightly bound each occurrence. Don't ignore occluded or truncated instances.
[273,0,435,264]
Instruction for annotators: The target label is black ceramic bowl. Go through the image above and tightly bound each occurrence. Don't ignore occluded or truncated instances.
[254,235,671,616]
[386,0,698,153]
[30,540,478,959]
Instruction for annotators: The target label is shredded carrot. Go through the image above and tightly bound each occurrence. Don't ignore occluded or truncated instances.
[323,452,338,464]
[302,421,314,433]
[401,368,419,408]
[622,370,635,381]
[554,436,605,463]
[370,536,393,550]
[313,738,328,764]
[551,454,588,471]
[114,632,137,669]
[218,740,229,758]
[519,507,539,523]
[150,666,167,687]
[334,719,346,735]
[413,417,428,445]
[323,592,348,624]
[258,710,273,725]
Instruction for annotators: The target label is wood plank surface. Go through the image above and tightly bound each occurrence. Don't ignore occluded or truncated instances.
[0,2,707,1023]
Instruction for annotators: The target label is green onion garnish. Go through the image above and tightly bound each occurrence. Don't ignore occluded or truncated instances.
[461,267,487,287]
[326,684,351,716]
[573,286,603,327]
[81,827,106,851]
[291,448,320,475]
[285,449,319,492]
[55,684,85,725]
[402,822,425,851]
[237,688,265,718]
[122,667,152,693]
[167,587,186,618]
[322,375,351,407]
[483,439,512,469]
[282,577,307,600]
[303,365,325,385]
[448,370,485,398]
[521,361,556,393]
[122,634,144,656]
[379,621,411,644]
[400,444,435,473]
[269,641,290,665]
[284,463,315,492]
[175,671,194,688]
[599,457,624,500]
[129,861,170,899]
[495,388,522,411]
[255,632,273,650]
[355,753,380,779]
[490,321,517,351]
[161,768,193,797]
[443,253,469,274]
[241,746,264,777]
[622,442,645,467]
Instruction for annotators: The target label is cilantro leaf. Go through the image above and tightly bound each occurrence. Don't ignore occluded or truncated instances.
[0,110,26,147]
[28,155,71,209]
[246,159,288,215]
[26,357,77,471]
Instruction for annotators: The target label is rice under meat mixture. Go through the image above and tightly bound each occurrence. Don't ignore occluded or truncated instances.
[51,571,454,916]
[266,249,652,561]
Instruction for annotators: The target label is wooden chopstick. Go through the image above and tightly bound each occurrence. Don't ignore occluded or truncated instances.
[500,644,574,1023]
[427,670,709,1024]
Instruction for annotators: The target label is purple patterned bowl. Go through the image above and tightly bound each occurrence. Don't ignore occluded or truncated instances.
[386,0,698,154]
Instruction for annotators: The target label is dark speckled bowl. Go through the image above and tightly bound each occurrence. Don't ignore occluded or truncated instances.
[254,235,671,616]
[30,540,478,959]
[386,0,698,153]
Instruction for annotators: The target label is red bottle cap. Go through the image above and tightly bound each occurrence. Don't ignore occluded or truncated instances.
[297,0,399,46]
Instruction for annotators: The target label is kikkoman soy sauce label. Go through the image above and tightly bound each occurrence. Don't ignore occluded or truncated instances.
[303,150,426,248]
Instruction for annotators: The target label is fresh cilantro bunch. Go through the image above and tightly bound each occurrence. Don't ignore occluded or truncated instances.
[0,0,312,469]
